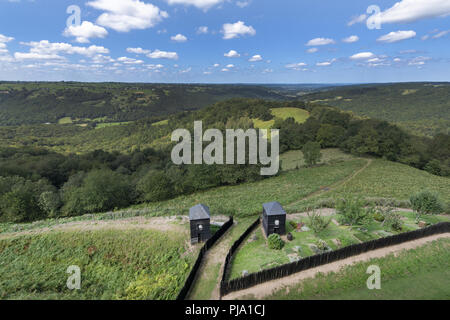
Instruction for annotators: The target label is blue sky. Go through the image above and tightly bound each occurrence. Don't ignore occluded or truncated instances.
[0,0,449,83]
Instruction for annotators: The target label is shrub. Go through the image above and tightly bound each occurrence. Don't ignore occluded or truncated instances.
[289,220,298,229]
[383,212,403,231]
[267,233,284,250]
[315,239,328,251]
[336,196,369,226]
[307,209,331,233]
[410,190,444,220]
[372,210,385,222]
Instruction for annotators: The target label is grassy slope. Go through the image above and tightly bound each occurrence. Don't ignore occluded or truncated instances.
[253,107,310,129]
[288,159,450,212]
[139,159,366,217]
[260,238,450,300]
[280,149,355,171]
[0,228,196,300]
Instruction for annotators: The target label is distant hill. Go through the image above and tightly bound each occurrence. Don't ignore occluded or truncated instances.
[0,82,289,126]
[300,82,450,136]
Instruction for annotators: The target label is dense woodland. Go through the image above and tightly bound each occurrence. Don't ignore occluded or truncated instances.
[302,82,450,137]
[0,82,449,224]
[0,82,285,126]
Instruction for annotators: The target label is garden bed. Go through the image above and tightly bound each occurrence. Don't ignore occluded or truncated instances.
[229,210,450,279]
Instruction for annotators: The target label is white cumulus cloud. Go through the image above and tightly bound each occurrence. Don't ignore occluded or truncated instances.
[171,34,188,42]
[197,26,209,34]
[127,47,150,54]
[147,49,178,60]
[224,50,240,58]
[376,0,450,24]
[15,40,109,61]
[222,21,256,40]
[342,35,359,43]
[248,54,262,62]
[377,30,416,43]
[87,0,168,32]
[306,37,335,46]
[350,52,375,60]
[63,21,108,43]
[165,0,224,11]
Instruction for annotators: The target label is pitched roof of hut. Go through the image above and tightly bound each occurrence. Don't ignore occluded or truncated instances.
[189,204,211,220]
[263,202,286,216]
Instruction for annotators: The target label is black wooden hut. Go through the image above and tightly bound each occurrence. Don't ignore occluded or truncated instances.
[262,202,286,237]
[189,204,212,244]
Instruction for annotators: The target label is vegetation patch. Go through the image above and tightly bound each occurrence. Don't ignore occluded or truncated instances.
[0,228,196,300]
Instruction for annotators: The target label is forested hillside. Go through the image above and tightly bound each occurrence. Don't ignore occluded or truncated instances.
[0,97,448,224]
[0,82,286,126]
[301,82,450,136]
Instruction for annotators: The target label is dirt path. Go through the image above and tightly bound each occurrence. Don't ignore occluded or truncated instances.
[222,232,450,300]
[0,216,190,240]
[187,218,256,300]
[287,158,373,207]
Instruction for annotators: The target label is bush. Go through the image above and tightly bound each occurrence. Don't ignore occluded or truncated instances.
[336,196,369,226]
[289,220,298,229]
[315,239,328,251]
[307,209,331,233]
[383,211,403,231]
[372,211,385,222]
[410,190,444,218]
[267,233,284,250]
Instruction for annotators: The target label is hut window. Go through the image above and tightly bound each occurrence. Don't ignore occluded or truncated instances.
[275,220,280,226]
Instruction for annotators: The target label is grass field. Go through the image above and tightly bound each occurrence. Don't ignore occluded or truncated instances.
[95,122,132,129]
[229,212,450,279]
[280,149,356,171]
[287,159,450,213]
[57,117,73,124]
[253,107,310,130]
[259,238,450,300]
[0,227,196,300]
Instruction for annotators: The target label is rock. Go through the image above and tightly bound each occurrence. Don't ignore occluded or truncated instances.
[308,243,320,254]
[301,226,310,232]
[287,233,293,241]
[332,239,342,247]
[242,270,249,277]
[288,254,300,262]
[418,221,427,228]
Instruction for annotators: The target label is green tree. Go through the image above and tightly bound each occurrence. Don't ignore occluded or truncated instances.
[137,170,174,202]
[302,141,322,166]
[38,191,62,217]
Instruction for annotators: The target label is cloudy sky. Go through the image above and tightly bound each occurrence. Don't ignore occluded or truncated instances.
[0,0,449,83]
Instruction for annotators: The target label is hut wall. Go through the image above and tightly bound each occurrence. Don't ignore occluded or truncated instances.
[190,218,211,242]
